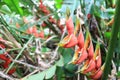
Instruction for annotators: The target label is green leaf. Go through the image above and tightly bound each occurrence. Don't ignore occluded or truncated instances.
[23,71,46,80]
[61,48,74,64]
[3,0,23,16]
[0,5,11,14]
[22,65,56,80]
[55,0,62,9]
[104,32,111,39]
[56,67,65,80]
[65,64,77,73]
[117,71,120,78]
[41,47,50,53]
[56,55,64,67]
[45,65,56,79]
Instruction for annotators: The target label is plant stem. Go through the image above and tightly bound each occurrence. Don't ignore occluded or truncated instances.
[102,0,120,79]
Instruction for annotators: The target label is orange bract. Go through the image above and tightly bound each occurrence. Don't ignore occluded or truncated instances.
[59,34,78,48]
[77,30,84,49]
[80,59,95,74]
[66,17,74,34]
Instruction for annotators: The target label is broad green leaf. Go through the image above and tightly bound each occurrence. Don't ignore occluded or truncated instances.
[56,67,65,80]
[61,48,74,64]
[23,71,46,80]
[3,0,23,16]
[65,64,77,73]
[0,5,11,14]
[45,65,56,79]
[56,55,64,67]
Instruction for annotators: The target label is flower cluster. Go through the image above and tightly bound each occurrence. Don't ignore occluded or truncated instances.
[0,38,16,75]
[59,17,104,79]
[26,26,44,38]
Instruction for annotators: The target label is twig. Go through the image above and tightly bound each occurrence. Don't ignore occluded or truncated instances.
[21,69,41,79]
[0,71,14,80]
[14,60,40,70]
[41,35,57,46]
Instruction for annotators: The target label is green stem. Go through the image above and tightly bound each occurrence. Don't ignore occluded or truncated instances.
[102,0,120,79]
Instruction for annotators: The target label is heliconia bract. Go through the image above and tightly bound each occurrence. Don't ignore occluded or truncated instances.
[94,43,102,69]
[59,34,78,48]
[66,17,74,34]
[76,48,88,64]
[77,30,84,50]
[87,41,94,59]
[80,59,96,74]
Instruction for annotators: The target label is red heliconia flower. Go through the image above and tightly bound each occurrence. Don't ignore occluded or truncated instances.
[77,30,84,50]
[96,54,101,69]
[94,44,102,69]
[89,64,104,80]
[26,26,37,34]
[3,58,11,68]
[70,48,81,64]
[38,31,44,38]
[49,16,56,24]
[75,48,88,64]
[66,17,74,34]
[0,38,16,75]
[84,32,91,52]
[59,34,78,48]
[91,70,102,80]
[87,41,94,59]
[8,68,16,75]
[39,0,50,15]
[80,59,95,74]
[0,54,8,61]
[41,22,46,27]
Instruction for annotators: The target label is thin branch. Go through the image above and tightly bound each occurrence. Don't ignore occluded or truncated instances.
[0,71,14,80]
[41,35,57,46]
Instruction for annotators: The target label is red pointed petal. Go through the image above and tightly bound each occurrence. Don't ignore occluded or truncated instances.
[96,54,101,69]
[90,69,102,80]
[64,34,78,48]
[94,44,102,69]
[0,54,8,61]
[76,48,88,64]
[38,31,44,38]
[66,17,74,34]
[8,68,16,75]
[87,42,94,59]
[77,30,84,49]
[83,59,96,74]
